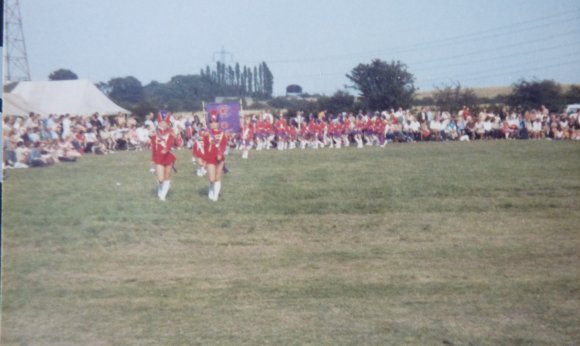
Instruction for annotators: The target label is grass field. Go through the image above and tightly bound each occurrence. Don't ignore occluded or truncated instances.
[2,141,580,345]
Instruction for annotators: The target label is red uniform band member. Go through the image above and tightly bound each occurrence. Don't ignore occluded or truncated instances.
[151,111,176,201]
[192,127,207,176]
[204,112,228,201]
[240,115,254,159]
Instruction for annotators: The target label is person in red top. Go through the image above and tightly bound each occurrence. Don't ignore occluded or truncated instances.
[204,112,228,201]
[275,114,288,150]
[376,116,387,147]
[287,120,298,149]
[255,118,265,151]
[315,119,325,149]
[354,116,365,148]
[240,115,254,159]
[151,112,176,201]
[331,118,343,148]
[192,127,207,176]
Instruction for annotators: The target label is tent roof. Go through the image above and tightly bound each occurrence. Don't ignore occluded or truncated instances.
[5,79,130,117]
[3,93,40,116]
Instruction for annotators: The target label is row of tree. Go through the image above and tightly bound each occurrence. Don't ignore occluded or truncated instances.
[200,62,273,99]
[45,59,579,119]
[270,60,579,117]
[47,62,274,116]
[418,80,580,114]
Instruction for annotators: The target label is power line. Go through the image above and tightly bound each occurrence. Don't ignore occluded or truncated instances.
[410,36,580,73]
[420,57,580,85]
[259,8,580,65]
[407,30,580,70]
[435,59,580,86]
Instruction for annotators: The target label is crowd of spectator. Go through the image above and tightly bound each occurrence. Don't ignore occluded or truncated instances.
[3,105,579,169]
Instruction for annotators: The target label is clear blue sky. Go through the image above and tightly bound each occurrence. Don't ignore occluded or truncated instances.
[16,0,580,96]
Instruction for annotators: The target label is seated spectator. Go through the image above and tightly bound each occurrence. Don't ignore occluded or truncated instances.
[446,119,459,140]
[73,129,86,154]
[91,141,110,155]
[429,118,442,141]
[474,119,485,140]
[408,118,421,141]
[13,141,30,168]
[28,142,55,167]
[531,119,543,139]
[571,127,580,140]
[483,117,494,139]
[84,128,98,153]
[113,126,128,150]
[420,121,431,141]
[99,126,116,151]
[553,125,565,140]
[500,121,511,139]
[57,137,82,162]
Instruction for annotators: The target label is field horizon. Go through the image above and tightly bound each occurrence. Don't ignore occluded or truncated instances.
[2,141,579,345]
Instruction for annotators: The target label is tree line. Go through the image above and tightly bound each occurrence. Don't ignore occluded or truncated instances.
[43,59,580,119]
[200,61,273,99]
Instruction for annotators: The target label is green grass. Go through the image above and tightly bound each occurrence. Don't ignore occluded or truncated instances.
[2,141,580,345]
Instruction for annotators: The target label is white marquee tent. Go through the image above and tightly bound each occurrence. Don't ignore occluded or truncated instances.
[3,79,129,117]
[3,93,39,116]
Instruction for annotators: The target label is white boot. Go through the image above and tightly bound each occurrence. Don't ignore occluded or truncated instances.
[212,181,221,201]
[208,182,215,200]
[159,181,170,201]
[242,150,249,159]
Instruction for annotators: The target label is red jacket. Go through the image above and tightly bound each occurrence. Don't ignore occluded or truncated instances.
[203,128,228,164]
[151,129,176,166]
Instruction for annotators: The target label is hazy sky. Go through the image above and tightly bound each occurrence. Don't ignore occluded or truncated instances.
[15,0,580,96]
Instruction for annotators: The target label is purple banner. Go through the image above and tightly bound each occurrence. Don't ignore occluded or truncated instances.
[206,102,241,134]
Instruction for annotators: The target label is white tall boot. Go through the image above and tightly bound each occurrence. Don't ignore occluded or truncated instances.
[212,181,221,201]
[208,182,215,200]
[159,180,170,201]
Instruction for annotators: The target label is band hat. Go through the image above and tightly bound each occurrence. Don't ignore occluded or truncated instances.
[157,110,171,123]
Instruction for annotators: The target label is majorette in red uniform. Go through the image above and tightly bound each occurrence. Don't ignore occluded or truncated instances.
[275,115,288,150]
[354,116,365,148]
[342,115,352,146]
[255,118,267,151]
[375,116,387,147]
[192,127,207,176]
[204,112,228,201]
[151,111,176,201]
[331,119,343,148]
[240,115,254,159]
[287,122,297,149]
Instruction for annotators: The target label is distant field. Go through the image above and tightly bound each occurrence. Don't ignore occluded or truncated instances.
[416,86,514,100]
[2,141,580,345]
[415,84,575,100]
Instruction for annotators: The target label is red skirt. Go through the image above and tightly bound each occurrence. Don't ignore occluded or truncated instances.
[192,143,206,161]
[153,151,176,166]
[204,151,224,165]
